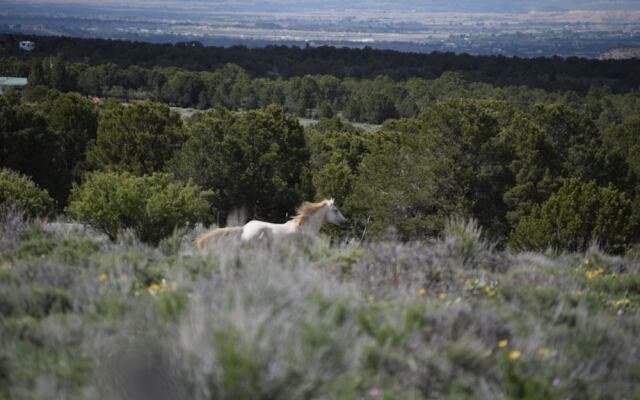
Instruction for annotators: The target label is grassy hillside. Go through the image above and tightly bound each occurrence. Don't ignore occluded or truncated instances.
[1,210,638,399]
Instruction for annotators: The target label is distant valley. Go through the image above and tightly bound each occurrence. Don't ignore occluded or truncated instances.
[2,0,640,57]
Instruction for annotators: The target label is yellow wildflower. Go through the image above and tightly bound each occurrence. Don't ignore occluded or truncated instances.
[498,339,508,348]
[612,298,631,309]
[418,287,427,297]
[483,286,496,298]
[508,351,521,360]
[482,349,492,358]
[98,273,108,282]
[438,292,447,300]
[538,347,551,357]
[585,267,605,280]
[147,280,168,296]
[148,283,161,295]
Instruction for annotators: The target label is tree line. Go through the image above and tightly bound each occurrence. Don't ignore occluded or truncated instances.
[5,35,640,93]
[1,55,640,125]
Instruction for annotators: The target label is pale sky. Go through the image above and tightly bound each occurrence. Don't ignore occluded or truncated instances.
[7,0,640,12]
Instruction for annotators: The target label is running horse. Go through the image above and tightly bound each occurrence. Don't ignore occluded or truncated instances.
[196,199,347,248]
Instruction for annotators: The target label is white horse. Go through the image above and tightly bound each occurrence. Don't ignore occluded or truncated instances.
[196,199,347,248]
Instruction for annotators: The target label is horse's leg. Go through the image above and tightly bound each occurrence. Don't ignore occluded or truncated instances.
[257,228,273,250]
[265,229,273,250]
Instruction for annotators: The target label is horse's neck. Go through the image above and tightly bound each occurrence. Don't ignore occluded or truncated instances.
[297,208,327,235]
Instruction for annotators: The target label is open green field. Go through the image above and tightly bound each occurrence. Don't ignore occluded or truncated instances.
[1,212,639,399]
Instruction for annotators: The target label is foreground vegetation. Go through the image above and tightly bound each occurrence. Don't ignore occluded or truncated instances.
[1,212,638,399]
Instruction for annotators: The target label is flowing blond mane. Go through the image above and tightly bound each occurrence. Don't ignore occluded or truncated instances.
[291,199,333,227]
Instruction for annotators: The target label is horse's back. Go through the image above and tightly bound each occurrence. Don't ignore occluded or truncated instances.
[241,220,295,241]
[241,220,269,241]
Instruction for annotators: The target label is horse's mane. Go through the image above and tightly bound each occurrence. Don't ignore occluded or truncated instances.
[291,199,333,227]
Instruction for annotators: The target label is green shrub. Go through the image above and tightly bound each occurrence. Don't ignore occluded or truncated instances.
[25,286,72,318]
[0,169,53,217]
[15,230,101,264]
[50,238,101,264]
[502,359,554,400]
[15,234,56,259]
[158,291,188,322]
[93,294,128,320]
[66,172,212,244]
[1,285,72,318]
[443,217,489,268]
[510,179,639,254]
[588,273,640,296]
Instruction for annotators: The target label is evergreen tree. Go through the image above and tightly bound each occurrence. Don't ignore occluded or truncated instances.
[168,105,313,221]
[85,101,186,175]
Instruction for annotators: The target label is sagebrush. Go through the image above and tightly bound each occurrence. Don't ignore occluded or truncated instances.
[1,215,638,399]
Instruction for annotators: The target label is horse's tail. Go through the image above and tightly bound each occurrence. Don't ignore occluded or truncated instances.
[196,226,243,248]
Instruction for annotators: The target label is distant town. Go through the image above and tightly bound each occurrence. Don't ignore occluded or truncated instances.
[1,1,640,58]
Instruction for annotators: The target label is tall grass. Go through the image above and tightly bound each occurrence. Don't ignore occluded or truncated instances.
[0,214,639,399]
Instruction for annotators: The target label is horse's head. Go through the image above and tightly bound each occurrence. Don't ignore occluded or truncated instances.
[292,199,347,232]
[324,199,348,225]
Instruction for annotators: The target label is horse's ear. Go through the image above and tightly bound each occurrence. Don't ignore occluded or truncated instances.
[326,198,335,206]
